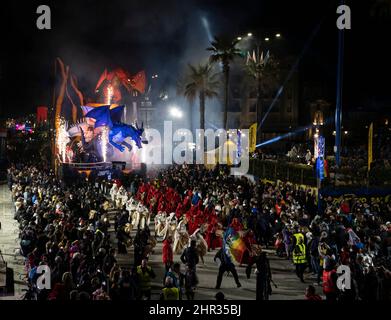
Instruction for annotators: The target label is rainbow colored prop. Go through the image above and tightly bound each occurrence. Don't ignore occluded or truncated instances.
[223,227,247,264]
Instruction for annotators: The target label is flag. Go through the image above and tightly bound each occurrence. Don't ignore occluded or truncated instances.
[36,106,48,123]
[249,123,257,153]
[368,122,373,171]
[223,227,247,264]
[237,129,242,158]
[316,157,325,181]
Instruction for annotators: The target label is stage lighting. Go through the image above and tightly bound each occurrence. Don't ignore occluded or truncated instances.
[169,106,183,118]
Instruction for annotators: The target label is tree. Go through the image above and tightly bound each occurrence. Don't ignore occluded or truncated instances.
[179,63,219,144]
[246,50,279,143]
[207,36,242,130]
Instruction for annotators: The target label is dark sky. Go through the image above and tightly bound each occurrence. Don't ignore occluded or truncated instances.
[1,0,390,118]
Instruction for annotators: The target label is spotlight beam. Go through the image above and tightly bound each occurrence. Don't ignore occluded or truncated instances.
[260,16,326,128]
[256,117,332,148]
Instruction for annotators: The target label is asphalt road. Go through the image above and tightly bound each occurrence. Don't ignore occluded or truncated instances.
[0,184,320,300]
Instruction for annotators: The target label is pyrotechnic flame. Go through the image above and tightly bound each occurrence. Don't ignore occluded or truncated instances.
[101,126,109,162]
[106,85,113,105]
[56,118,68,163]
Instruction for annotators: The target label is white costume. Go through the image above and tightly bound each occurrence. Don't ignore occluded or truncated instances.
[173,219,189,254]
[116,186,128,209]
[190,228,208,264]
[158,212,177,240]
[110,184,118,203]
[132,203,150,230]
[154,211,167,238]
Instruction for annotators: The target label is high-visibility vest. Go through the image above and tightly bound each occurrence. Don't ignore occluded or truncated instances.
[322,270,336,294]
[162,287,179,300]
[293,233,304,244]
[137,266,152,291]
[293,244,307,264]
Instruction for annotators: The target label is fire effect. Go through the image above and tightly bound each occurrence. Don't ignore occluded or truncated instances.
[57,118,68,163]
[101,126,109,162]
[106,85,113,105]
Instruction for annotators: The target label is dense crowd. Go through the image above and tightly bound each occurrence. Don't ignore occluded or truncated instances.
[9,164,140,300]
[6,161,391,300]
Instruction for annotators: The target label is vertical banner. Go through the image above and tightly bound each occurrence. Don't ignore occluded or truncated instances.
[37,106,48,123]
[368,122,373,171]
[316,157,325,181]
[237,129,242,158]
[314,135,324,160]
[314,135,319,158]
[318,136,325,158]
[249,123,257,153]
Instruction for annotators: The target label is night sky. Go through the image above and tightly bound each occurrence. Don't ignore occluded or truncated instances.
[1,0,390,118]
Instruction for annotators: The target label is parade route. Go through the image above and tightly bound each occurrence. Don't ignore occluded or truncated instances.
[1,184,318,300]
[0,184,26,299]
[108,209,314,300]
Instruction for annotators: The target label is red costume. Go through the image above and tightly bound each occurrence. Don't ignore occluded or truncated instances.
[162,239,173,266]
[230,218,243,232]
[240,231,257,265]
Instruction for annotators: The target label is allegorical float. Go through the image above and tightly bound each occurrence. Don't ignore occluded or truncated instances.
[53,58,148,177]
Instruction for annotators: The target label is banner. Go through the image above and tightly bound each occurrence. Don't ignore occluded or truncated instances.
[237,129,242,158]
[223,227,247,264]
[316,157,325,181]
[249,123,257,153]
[368,122,373,171]
[314,135,325,159]
[320,187,391,206]
[36,106,48,123]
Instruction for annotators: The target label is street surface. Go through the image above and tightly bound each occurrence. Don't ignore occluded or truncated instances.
[0,184,319,300]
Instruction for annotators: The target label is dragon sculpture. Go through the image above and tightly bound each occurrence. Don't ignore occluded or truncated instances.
[95,68,146,102]
[85,105,147,152]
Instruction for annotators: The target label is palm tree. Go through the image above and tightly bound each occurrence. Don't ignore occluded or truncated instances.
[246,50,279,142]
[207,36,242,130]
[179,63,219,148]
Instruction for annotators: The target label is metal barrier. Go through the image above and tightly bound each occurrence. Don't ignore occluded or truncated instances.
[249,158,317,186]
[60,161,113,170]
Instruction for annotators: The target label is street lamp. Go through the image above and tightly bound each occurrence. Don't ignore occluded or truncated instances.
[169,106,183,118]
[237,36,242,41]
[247,32,253,37]
[264,37,270,41]
[275,33,281,38]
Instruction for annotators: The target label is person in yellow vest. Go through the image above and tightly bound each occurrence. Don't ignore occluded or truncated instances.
[293,236,307,283]
[160,276,180,300]
[136,258,156,300]
[292,227,305,246]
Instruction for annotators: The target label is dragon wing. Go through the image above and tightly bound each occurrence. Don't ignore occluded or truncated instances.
[109,105,125,123]
[85,105,113,128]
